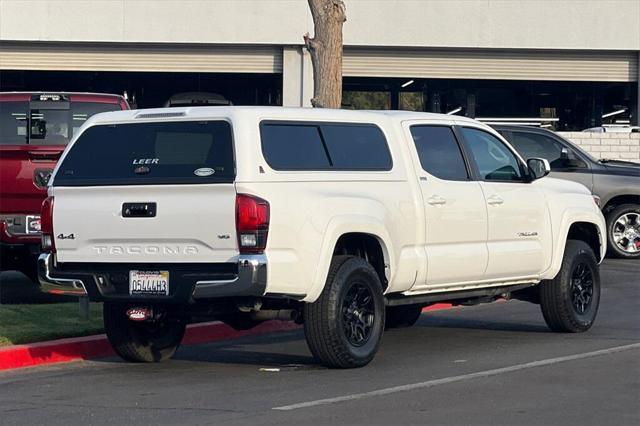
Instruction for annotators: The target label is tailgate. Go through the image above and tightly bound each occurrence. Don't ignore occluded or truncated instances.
[0,145,62,214]
[49,118,238,263]
[52,185,238,263]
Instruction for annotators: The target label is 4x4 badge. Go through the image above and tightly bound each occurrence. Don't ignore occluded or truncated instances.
[57,233,75,240]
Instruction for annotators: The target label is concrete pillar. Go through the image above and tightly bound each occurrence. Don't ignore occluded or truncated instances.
[282,46,313,107]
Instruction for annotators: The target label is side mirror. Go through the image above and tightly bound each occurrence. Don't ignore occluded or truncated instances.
[527,157,551,180]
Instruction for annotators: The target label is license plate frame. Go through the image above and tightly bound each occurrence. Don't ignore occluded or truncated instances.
[129,270,170,296]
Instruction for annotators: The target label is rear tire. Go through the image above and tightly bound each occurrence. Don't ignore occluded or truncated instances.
[304,256,385,368]
[539,240,600,333]
[104,302,186,362]
[385,305,422,329]
[605,204,640,259]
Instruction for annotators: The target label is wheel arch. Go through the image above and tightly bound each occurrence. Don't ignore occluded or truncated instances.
[542,211,606,281]
[602,194,640,214]
[566,222,603,263]
[332,232,390,290]
[304,217,394,303]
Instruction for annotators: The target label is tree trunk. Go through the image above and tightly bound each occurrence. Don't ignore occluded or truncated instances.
[304,0,346,109]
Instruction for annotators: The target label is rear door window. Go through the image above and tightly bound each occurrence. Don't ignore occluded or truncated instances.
[54,121,235,186]
[260,122,392,171]
[410,125,469,180]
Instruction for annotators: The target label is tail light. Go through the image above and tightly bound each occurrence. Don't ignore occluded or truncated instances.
[236,194,269,254]
[41,196,55,252]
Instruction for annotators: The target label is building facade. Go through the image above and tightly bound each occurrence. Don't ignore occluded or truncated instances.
[1,0,639,130]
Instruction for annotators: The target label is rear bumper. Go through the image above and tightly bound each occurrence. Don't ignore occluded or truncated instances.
[0,219,41,245]
[37,253,267,302]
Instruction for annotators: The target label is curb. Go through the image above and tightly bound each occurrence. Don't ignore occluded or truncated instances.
[0,303,453,372]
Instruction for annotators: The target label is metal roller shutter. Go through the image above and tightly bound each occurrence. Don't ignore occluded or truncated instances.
[0,42,282,73]
[343,48,638,82]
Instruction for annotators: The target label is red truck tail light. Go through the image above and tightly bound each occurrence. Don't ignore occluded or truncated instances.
[236,194,269,254]
[40,196,55,252]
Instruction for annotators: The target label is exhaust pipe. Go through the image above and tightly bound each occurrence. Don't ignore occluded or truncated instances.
[250,309,297,321]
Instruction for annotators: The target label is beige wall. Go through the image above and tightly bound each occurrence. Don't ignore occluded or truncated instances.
[1,0,638,50]
[558,132,640,163]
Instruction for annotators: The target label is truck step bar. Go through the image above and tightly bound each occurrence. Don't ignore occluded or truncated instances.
[385,283,537,307]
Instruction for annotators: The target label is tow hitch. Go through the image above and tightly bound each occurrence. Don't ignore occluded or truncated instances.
[126,307,153,321]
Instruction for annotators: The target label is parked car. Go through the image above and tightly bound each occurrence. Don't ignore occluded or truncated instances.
[164,92,231,107]
[0,92,129,281]
[39,107,605,368]
[493,125,640,259]
[582,125,639,133]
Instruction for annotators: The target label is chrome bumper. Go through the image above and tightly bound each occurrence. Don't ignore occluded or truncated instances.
[191,254,267,299]
[38,253,267,299]
[38,253,88,296]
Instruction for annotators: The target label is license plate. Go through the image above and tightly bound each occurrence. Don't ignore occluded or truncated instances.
[129,270,169,296]
[26,215,41,234]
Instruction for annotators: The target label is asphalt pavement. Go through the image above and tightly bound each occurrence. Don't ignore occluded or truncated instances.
[0,259,638,425]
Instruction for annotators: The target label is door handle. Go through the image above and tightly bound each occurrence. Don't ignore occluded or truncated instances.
[487,195,504,206]
[122,202,157,218]
[427,195,447,206]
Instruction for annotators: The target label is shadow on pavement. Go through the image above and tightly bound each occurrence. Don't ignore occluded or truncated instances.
[416,314,550,333]
[0,271,75,304]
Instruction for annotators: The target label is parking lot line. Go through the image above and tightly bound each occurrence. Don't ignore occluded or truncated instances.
[273,342,640,411]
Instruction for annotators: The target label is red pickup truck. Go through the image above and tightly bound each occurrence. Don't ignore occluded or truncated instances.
[0,92,129,281]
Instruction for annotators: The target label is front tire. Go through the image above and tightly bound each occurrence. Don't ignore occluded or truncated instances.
[606,204,640,259]
[304,256,385,368]
[104,303,186,362]
[539,240,600,333]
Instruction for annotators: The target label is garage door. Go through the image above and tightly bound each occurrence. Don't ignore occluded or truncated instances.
[343,48,638,82]
[0,42,282,73]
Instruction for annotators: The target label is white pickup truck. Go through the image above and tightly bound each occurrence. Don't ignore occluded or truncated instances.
[38,107,606,368]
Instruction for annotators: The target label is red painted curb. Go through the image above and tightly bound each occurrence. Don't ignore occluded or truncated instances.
[423,303,453,312]
[0,304,453,372]
[0,320,300,372]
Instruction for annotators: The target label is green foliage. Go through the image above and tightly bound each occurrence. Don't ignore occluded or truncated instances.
[342,91,390,110]
[0,303,104,346]
[342,90,425,112]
